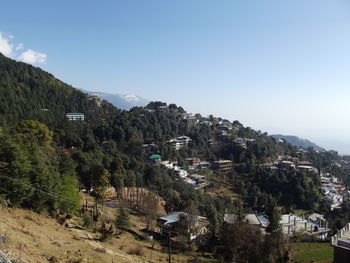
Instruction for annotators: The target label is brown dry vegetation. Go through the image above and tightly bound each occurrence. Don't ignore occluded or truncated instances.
[0,193,215,263]
[206,173,239,201]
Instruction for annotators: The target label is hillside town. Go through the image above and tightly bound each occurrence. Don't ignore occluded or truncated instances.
[1,39,350,263]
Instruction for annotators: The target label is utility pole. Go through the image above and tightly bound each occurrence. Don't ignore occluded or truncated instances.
[168,232,172,263]
[162,228,176,263]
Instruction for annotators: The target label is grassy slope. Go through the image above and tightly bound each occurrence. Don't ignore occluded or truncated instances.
[290,242,333,263]
[0,207,140,263]
[0,194,216,263]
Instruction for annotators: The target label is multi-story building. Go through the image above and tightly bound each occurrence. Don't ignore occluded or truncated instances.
[167,135,191,150]
[213,160,232,172]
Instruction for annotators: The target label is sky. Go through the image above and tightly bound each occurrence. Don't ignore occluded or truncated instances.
[1,0,350,153]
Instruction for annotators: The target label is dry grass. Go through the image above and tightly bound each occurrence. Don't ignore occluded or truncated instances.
[210,187,239,199]
[0,207,140,263]
[127,246,145,256]
[206,172,240,201]
[95,247,107,253]
[0,193,216,263]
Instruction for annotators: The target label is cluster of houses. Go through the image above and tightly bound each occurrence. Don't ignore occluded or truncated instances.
[234,137,256,149]
[266,156,347,211]
[179,113,239,134]
[267,156,318,173]
[156,210,331,245]
[160,160,209,190]
[155,156,234,190]
[177,111,242,138]
[223,212,330,240]
[146,131,234,189]
[321,173,346,210]
[267,155,349,212]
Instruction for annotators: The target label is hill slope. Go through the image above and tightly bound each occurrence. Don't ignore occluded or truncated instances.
[0,207,138,263]
[0,204,215,263]
[0,52,105,128]
[271,134,324,151]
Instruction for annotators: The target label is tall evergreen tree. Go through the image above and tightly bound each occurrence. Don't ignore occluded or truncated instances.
[115,206,131,231]
[266,200,281,233]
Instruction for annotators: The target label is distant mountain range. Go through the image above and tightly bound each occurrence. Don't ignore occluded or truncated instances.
[271,134,324,151]
[83,90,150,110]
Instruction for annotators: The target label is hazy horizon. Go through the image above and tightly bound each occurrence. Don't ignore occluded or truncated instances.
[1,0,350,154]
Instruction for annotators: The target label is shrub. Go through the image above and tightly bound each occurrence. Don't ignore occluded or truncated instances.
[82,213,94,229]
[127,246,144,256]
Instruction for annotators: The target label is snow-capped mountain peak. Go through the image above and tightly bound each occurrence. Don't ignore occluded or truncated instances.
[121,93,142,103]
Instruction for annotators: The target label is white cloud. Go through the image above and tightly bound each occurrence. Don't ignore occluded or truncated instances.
[16,43,24,51]
[0,32,14,57]
[0,31,47,65]
[18,49,47,64]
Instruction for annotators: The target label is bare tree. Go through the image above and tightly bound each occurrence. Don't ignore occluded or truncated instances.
[140,192,160,230]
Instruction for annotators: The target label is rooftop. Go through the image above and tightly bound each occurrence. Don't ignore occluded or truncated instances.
[159,212,206,226]
[299,161,313,165]
[159,212,186,225]
[149,154,161,159]
[214,160,232,164]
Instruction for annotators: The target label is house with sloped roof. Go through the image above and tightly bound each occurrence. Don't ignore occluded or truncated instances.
[149,154,161,164]
[157,211,209,241]
[167,135,192,150]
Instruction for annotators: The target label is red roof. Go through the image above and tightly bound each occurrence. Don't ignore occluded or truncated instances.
[299,161,313,165]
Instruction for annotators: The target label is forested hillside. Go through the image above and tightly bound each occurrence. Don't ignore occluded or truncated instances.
[0,52,339,216]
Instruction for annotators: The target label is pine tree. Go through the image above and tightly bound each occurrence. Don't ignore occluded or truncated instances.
[115,206,131,231]
[57,153,80,215]
[110,155,126,198]
[266,200,281,233]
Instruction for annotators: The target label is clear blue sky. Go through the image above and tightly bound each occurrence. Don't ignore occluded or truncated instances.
[1,0,350,153]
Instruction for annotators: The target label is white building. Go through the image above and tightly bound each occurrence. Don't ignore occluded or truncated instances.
[167,135,192,150]
[66,112,85,121]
